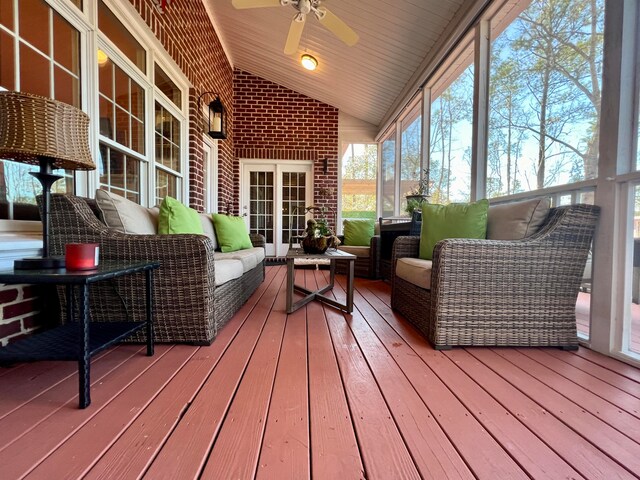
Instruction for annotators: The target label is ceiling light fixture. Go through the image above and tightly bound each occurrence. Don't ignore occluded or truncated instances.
[301,54,317,71]
[97,49,109,66]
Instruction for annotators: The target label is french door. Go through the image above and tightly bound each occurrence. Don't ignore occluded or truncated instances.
[241,161,312,256]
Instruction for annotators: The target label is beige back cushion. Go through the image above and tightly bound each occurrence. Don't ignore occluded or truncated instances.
[199,214,218,250]
[487,197,551,240]
[95,189,159,234]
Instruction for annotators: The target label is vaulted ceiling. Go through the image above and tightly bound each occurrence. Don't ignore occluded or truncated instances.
[205,0,470,130]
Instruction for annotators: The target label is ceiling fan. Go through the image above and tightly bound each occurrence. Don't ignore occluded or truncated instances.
[231,0,359,55]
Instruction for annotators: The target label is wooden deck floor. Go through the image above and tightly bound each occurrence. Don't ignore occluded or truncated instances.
[1,265,640,479]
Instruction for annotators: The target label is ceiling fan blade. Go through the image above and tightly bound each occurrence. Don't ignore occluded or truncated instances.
[284,15,305,55]
[231,0,282,9]
[317,7,358,46]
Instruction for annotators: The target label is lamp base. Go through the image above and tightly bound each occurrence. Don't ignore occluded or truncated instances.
[15,257,65,270]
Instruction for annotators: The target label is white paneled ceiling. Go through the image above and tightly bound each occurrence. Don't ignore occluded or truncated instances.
[206,0,468,128]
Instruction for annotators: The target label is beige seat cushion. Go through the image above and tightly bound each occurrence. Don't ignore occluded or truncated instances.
[338,245,370,258]
[214,247,264,273]
[199,214,218,250]
[396,257,432,290]
[214,259,244,286]
[95,189,159,234]
[487,197,551,240]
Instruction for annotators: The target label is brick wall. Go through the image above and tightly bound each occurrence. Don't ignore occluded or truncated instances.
[0,285,44,346]
[233,69,339,225]
[129,0,234,212]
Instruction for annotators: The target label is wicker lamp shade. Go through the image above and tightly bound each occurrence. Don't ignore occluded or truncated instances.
[0,91,94,171]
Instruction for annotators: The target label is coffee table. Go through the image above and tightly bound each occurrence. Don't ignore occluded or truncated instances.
[285,248,356,314]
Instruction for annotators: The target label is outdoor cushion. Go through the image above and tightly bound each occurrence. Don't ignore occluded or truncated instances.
[343,219,375,246]
[396,257,432,290]
[215,247,264,273]
[213,259,244,286]
[211,214,253,252]
[95,189,158,234]
[487,197,551,240]
[199,213,219,250]
[419,199,489,260]
[337,245,370,258]
[158,196,203,235]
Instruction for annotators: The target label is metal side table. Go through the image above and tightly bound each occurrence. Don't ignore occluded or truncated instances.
[0,260,160,408]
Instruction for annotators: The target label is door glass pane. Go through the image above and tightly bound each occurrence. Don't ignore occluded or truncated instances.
[248,170,275,243]
[281,172,307,245]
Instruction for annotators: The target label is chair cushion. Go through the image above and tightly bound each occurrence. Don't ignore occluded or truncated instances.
[158,196,203,235]
[214,259,244,286]
[199,213,218,250]
[396,257,432,290]
[487,197,551,240]
[419,199,489,260]
[215,247,265,273]
[343,219,374,246]
[211,214,253,252]
[95,189,158,234]
[338,245,370,258]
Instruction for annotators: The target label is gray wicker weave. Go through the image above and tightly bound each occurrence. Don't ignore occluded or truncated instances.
[46,194,265,345]
[390,204,600,349]
[334,235,380,278]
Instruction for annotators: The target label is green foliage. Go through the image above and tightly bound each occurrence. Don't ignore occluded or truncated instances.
[341,211,377,220]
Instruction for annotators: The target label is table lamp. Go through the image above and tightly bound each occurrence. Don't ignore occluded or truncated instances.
[0,91,95,269]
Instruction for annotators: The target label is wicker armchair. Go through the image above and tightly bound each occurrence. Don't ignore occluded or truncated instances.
[391,204,600,349]
[335,235,380,278]
[46,194,265,345]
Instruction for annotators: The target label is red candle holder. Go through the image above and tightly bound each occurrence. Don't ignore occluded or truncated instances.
[65,243,100,271]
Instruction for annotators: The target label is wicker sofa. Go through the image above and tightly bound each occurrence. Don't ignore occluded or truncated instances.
[47,194,265,345]
[391,204,600,349]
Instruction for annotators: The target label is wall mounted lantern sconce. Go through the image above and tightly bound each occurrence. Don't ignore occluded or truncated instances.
[322,158,328,174]
[197,91,227,140]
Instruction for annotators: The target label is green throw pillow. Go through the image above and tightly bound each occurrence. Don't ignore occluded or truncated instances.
[419,199,489,260]
[343,219,374,246]
[211,214,253,252]
[158,196,204,235]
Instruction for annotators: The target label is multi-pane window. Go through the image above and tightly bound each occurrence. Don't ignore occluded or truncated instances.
[487,0,604,198]
[154,102,181,204]
[381,134,396,217]
[0,0,79,220]
[249,171,275,243]
[428,35,474,204]
[281,172,305,243]
[96,2,185,207]
[341,143,377,221]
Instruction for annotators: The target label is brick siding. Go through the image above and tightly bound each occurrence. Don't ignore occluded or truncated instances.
[234,69,339,226]
[0,1,339,344]
[0,285,44,346]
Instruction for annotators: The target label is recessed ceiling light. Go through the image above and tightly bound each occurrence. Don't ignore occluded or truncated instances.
[301,54,317,71]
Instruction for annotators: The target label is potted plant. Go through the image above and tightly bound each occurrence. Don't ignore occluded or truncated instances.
[405,168,430,214]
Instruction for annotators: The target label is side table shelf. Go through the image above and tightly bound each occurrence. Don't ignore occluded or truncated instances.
[0,260,160,408]
[0,322,146,362]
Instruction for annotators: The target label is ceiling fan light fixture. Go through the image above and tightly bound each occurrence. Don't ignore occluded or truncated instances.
[301,54,317,71]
